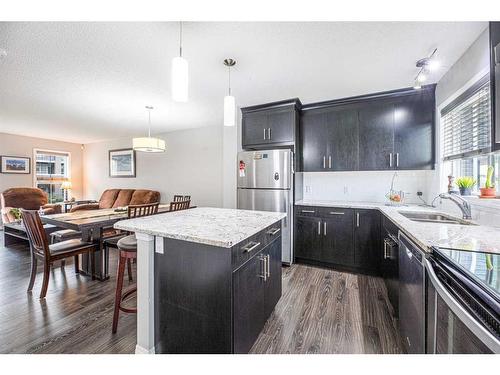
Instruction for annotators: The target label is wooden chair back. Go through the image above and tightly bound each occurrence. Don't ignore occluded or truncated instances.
[127,202,160,219]
[173,195,191,202]
[21,209,50,258]
[169,200,190,212]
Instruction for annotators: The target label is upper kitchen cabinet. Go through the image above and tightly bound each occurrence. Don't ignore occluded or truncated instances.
[241,98,301,149]
[299,85,436,172]
[358,99,395,170]
[491,22,500,149]
[393,87,436,169]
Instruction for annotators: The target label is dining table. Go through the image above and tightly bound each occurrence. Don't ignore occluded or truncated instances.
[40,204,181,281]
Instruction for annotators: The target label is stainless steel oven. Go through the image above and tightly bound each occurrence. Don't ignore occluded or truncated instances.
[425,249,500,354]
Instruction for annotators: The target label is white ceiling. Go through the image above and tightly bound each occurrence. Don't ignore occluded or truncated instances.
[0,22,488,144]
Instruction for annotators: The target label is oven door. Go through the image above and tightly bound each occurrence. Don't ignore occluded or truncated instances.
[425,258,500,354]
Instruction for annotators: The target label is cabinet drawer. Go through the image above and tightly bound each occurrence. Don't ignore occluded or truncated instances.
[318,207,353,218]
[295,206,319,217]
[231,222,282,271]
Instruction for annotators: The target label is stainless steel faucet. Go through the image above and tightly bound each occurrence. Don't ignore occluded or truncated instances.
[435,193,472,220]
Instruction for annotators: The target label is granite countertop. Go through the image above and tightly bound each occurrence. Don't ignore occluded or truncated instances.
[296,199,500,255]
[114,207,286,248]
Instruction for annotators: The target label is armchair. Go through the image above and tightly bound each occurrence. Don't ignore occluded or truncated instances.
[1,187,62,224]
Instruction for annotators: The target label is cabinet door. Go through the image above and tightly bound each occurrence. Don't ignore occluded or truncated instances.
[263,238,282,319]
[354,209,381,270]
[322,210,354,266]
[358,101,395,170]
[326,107,359,171]
[295,216,322,261]
[242,111,267,147]
[300,110,327,171]
[267,108,295,144]
[394,92,435,169]
[233,250,266,354]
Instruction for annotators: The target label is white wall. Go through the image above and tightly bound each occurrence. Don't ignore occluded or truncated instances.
[0,132,84,199]
[83,126,223,207]
[301,170,434,205]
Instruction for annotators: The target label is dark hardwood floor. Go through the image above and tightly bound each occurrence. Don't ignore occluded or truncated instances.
[0,233,402,354]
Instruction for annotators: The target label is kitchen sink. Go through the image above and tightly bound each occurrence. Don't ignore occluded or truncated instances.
[398,211,476,225]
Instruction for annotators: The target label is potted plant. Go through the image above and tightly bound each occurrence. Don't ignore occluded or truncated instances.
[455,176,476,196]
[479,166,496,198]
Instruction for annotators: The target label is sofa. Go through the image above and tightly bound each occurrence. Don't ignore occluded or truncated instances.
[70,189,160,212]
[1,187,62,224]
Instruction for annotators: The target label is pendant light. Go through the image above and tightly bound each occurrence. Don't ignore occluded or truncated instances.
[172,21,188,102]
[223,58,236,127]
[133,106,166,152]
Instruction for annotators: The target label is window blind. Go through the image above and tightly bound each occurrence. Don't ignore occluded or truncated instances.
[441,75,491,161]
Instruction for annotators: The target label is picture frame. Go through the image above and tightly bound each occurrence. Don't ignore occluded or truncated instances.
[109,148,136,178]
[0,155,31,174]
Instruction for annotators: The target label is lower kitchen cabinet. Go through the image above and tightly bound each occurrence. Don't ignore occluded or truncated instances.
[295,206,380,273]
[233,236,282,354]
[354,209,381,270]
[380,216,399,315]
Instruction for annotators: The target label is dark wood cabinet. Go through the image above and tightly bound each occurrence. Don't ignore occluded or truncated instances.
[300,110,328,171]
[233,249,266,354]
[353,209,381,270]
[326,107,359,171]
[380,216,399,315]
[491,22,500,149]
[322,210,355,266]
[358,100,395,170]
[241,99,300,149]
[299,86,436,172]
[295,216,322,261]
[263,238,282,318]
[393,92,435,169]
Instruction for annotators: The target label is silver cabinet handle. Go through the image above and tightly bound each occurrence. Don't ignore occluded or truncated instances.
[328,156,332,169]
[259,255,267,281]
[317,221,321,235]
[241,241,261,253]
[266,254,270,277]
[356,212,360,227]
[383,239,390,259]
[266,227,280,235]
[268,128,272,140]
[389,153,393,167]
[396,153,399,167]
[263,128,267,140]
[329,211,344,215]
[301,209,315,213]
[323,156,326,169]
[323,222,327,236]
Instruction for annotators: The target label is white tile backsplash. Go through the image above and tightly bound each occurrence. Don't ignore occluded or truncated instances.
[301,170,435,205]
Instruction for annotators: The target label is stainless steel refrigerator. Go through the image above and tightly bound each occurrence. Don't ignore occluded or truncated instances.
[237,149,294,264]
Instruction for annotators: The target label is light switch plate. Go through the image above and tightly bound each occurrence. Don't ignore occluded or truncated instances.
[155,237,164,254]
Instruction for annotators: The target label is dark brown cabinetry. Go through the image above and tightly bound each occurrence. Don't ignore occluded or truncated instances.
[241,99,301,149]
[491,22,500,149]
[299,86,436,172]
[154,222,282,354]
[295,206,381,273]
[380,216,399,315]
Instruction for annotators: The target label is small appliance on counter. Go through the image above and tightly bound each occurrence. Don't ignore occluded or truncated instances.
[426,247,500,353]
[237,149,294,264]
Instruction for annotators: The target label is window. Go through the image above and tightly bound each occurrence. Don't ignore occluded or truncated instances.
[440,74,499,194]
[34,149,70,204]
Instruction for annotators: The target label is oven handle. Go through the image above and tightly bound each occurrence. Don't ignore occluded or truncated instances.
[424,258,500,353]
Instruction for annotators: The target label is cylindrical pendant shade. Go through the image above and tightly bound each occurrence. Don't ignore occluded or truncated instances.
[171,56,188,102]
[224,95,236,127]
[133,137,166,152]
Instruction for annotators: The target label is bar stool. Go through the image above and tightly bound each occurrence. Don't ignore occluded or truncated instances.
[112,234,137,334]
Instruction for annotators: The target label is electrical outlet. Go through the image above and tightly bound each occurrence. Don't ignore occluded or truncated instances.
[417,191,423,197]
[305,185,312,193]
[343,186,348,194]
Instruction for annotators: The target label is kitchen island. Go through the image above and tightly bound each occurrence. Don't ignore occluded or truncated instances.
[115,207,285,354]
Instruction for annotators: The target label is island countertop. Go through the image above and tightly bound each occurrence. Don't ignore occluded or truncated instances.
[114,207,286,248]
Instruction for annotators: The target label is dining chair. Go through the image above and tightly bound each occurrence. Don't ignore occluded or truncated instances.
[111,202,159,333]
[169,199,191,212]
[173,194,191,202]
[21,209,98,299]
